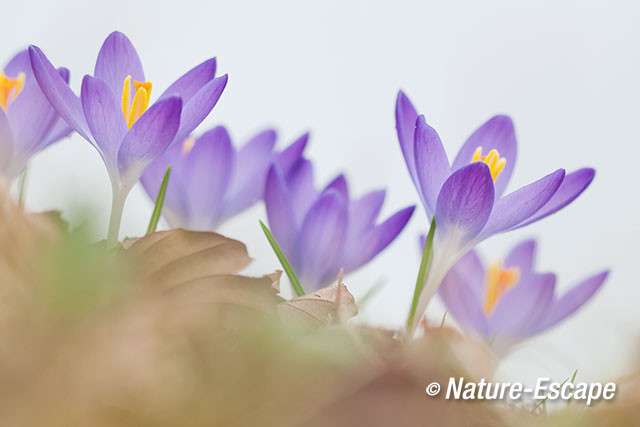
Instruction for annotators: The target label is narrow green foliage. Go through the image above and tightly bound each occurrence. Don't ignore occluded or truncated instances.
[357,279,387,308]
[146,165,171,235]
[535,375,571,411]
[488,331,498,346]
[440,311,448,328]
[18,165,28,207]
[260,220,305,297]
[566,369,579,406]
[406,217,436,332]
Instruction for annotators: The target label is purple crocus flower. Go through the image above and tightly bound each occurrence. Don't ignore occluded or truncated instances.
[0,50,71,180]
[265,155,415,291]
[397,91,596,330]
[28,31,228,246]
[141,126,308,231]
[439,239,608,356]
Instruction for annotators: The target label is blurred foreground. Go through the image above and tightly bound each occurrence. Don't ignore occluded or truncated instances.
[0,189,636,427]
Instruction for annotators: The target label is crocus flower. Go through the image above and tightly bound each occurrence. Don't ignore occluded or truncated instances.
[141,126,308,231]
[265,155,415,291]
[29,31,228,246]
[438,239,608,356]
[0,50,71,180]
[397,90,596,331]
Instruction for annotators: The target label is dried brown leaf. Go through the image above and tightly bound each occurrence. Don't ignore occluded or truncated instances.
[124,228,252,289]
[160,272,284,315]
[277,283,359,326]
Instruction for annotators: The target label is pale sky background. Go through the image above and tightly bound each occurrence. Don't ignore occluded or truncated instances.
[2,0,639,386]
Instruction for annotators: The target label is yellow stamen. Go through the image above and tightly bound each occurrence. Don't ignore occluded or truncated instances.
[0,70,25,112]
[121,75,152,129]
[181,137,196,154]
[482,262,520,315]
[471,146,507,182]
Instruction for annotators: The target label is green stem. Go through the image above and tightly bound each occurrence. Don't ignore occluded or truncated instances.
[106,188,127,249]
[406,217,436,334]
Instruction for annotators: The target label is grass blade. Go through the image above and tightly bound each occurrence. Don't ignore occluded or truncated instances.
[357,279,387,309]
[18,165,28,208]
[406,217,436,332]
[260,220,305,296]
[146,165,171,235]
[534,375,571,411]
[566,369,579,406]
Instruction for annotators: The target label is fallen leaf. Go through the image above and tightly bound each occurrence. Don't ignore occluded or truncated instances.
[124,229,251,289]
[277,283,359,326]
[160,272,284,315]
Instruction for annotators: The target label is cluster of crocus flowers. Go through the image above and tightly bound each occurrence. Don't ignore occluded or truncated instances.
[141,126,308,231]
[396,90,597,332]
[29,31,228,246]
[0,28,608,358]
[265,153,415,291]
[438,239,608,356]
[0,51,70,180]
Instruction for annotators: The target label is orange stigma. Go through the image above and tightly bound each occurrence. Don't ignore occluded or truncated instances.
[121,75,152,129]
[0,70,25,112]
[471,147,507,182]
[482,262,520,315]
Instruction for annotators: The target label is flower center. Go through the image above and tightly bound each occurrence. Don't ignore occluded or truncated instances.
[121,75,152,129]
[482,262,520,315]
[471,147,506,182]
[0,70,25,112]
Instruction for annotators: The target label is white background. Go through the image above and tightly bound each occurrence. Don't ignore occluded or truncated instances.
[3,0,639,385]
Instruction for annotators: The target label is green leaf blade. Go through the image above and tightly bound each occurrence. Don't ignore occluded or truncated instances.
[406,217,436,333]
[260,220,305,297]
[146,165,171,235]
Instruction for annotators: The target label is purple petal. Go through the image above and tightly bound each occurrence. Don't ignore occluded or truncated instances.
[513,168,595,229]
[41,117,72,148]
[4,50,33,80]
[342,205,414,273]
[117,97,181,183]
[434,162,495,245]
[504,240,537,274]
[537,271,608,333]
[276,132,308,174]
[6,83,59,154]
[182,126,235,229]
[296,190,348,288]
[265,165,298,256]
[414,115,450,216]
[479,169,565,237]
[451,115,517,199]
[439,249,486,302]
[140,143,190,228]
[438,269,490,338]
[81,75,127,166]
[172,74,227,145]
[323,174,348,200]
[28,46,92,141]
[221,129,277,219]
[4,53,66,161]
[348,190,386,237]
[0,110,14,172]
[395,90,420,186]
[94,31,145,98]
[487,273,556,338]
[159,58,216,102]
[284,158,317,226]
